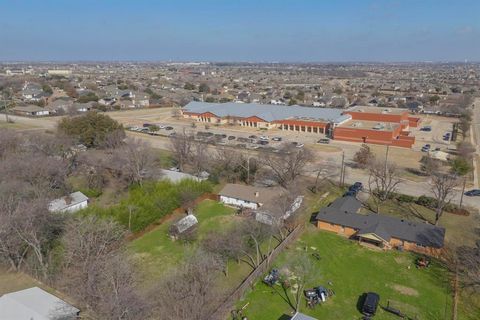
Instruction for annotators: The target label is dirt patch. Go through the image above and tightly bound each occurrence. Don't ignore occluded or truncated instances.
[394,256,409,265]
[392,284,419,296]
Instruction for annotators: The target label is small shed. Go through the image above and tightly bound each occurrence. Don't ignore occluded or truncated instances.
[48,191,89,213]
[169,214,198,239]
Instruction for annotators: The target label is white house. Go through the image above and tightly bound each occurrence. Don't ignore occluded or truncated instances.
[11,105,50,116]
[160,169,204,183]
[48,191,89,213]
[218,183,277,210]
[0,286,80,320]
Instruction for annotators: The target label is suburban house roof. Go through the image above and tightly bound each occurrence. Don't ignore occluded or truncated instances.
[48,191,88,212]
[183,101,345,123]
[0,286,79,320]
[11,105,49,113]
[173,214,198,234]
[160,169,202,183]
[315,196,445,248]
[219,183,278,205]
[291,312,318,320]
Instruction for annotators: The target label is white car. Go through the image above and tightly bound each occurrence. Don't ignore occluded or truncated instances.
[158,125,166,129]
[259,136,269,141]
[296,143,305,148]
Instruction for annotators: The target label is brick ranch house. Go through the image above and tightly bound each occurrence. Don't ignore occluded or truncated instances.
[181,102,420,148]
[314,196,445,256]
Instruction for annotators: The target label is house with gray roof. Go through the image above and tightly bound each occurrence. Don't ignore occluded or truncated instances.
[48,191,89,213]
[315,196,445,256]
[0,286,79,320]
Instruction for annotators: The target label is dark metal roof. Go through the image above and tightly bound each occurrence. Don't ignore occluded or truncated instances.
[315,197,445,248]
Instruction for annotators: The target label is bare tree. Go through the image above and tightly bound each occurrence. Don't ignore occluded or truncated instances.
[151,250,224,320]
[261,145,313,188]
[353,144,375,169]
[367,160,402,213]
[111,138,158,186]
[191,140,209,176]
[431,173,458,225]
[59,216,148,319]
[284,253,315,311]
[169,129,193,171]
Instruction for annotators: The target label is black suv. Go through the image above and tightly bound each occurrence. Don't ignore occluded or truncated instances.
[361,292,380,317]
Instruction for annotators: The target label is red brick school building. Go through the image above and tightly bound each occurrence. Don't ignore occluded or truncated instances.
[182,102,420,148]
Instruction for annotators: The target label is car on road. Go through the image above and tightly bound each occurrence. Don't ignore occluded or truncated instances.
[465,189,480,196]
[361,292,380,317]
[350,182,363,191]
[271,137,282,142]
[259,136,269,141]
[249,135,258,139]
[420,126,432,132]
[228,136,236,140]
[421,144,431,152]
[317,138,330,144]
[165,126,174,130]
[295,143,305,148]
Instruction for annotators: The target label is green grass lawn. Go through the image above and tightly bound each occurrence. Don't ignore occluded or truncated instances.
[129,199,236,280]
[237,229,452,320]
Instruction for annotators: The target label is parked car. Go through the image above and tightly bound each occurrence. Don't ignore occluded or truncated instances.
[158,125,166,129]
[361,292,380,317]
[165,126,174,130]
[258,140,269,145]
[344,190,357,197]
[420,126,432,132]
[228,136,236,140]
[350,182,363,192]
[421,144,431,152]
[296,143,305,148]
[259,136,269,141]
[465,189,480,196]
[271,137,282,142]
[249,135,258,139]
[317,138,330,144]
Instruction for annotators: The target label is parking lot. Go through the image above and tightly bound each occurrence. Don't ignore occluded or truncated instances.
[412,115,457,152]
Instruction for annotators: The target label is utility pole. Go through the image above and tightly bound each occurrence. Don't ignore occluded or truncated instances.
[384,144,390,173]
[2,90,10,123]
[339,151,345,186]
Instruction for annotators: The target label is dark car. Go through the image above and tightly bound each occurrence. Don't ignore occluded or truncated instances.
[361,292,380,316]
[420,126,432,132]
[228,136,236,140]
[344,190,357,197]
[258,140,269,145]
[465,189,480,196]
[350,182,363,191]
[165,126,174,131]
[249,135,257,139]
[317,138,330,144]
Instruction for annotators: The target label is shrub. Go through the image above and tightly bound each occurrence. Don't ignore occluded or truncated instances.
[82,179,213,232]
[416,195,438,208]
[397,194,416,203]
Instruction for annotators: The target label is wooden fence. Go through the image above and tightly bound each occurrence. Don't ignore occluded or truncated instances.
[210,224,305,320]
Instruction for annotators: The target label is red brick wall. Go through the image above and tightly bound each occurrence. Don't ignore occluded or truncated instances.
[408,116,421,128]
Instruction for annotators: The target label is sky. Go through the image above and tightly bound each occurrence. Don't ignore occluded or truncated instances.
[0,0,479,62]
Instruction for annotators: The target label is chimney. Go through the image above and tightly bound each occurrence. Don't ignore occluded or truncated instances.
[254,191,259,197]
